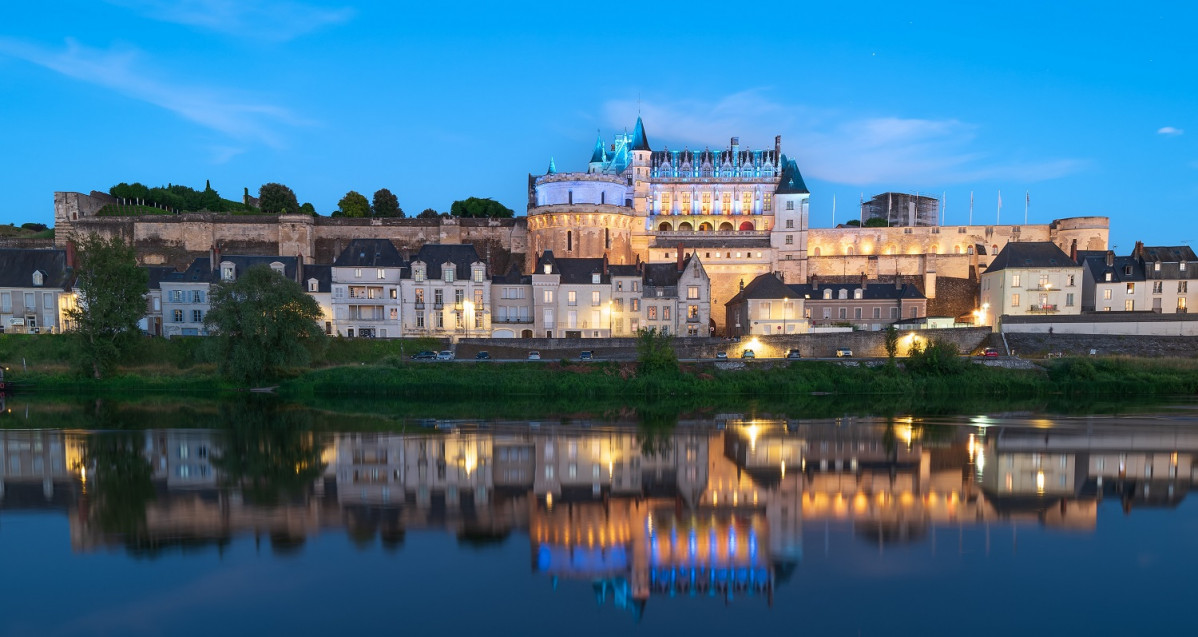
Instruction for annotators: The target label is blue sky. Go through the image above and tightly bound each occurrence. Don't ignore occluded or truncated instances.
[2,1,1193,252]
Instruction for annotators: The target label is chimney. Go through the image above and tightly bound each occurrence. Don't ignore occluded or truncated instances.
[1070,239,1078,263]
[895,272,902,290]
[296,253,304,282]
[65,239,76,270]
[774,135,781,161]
[1106,250,1114,267]
[1133,241,1143,260]
[209,244,216,271]
[677,243,684,272]
[811,274,818,289]
[861,272,868,290]
[602,252,609,276]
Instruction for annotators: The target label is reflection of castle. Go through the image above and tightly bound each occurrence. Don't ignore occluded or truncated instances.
[4,417,1198,611]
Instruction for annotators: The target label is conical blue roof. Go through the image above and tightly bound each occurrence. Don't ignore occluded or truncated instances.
[590,135,605,163]
[630,116,651,151]
[775,158,809,195]
[547,157,557,174]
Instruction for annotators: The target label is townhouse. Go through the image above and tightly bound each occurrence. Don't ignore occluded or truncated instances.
[398,243,490,338]
[0,248,72,334]
[160,254,302,338]
[978,242,1083,327]
[330,239,405,338]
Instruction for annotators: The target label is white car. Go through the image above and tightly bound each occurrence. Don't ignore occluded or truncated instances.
[436,350,454,361]
[527,351,541,360]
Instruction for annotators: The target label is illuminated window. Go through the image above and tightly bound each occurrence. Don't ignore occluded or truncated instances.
[1011,293,1020,307]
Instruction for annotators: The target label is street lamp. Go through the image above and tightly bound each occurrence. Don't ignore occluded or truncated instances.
[782,297,789,337]
[463,300,474,339]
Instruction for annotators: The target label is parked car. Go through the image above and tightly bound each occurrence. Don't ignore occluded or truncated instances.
[411,351,437,360]
[786,349,802,359]
[475,351,491,360]
[835,348,853,358]
[579,351,594,361]
[436,350,455,361]
[527,351,541,360]
[742,349,755,359]
[715,352,728,360]
[982,347,1000,357]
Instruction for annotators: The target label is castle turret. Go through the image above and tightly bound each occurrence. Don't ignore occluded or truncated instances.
[630,117,652,215]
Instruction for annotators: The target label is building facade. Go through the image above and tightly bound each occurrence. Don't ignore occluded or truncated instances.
[0,249,72,335]
[978,242,1083,327]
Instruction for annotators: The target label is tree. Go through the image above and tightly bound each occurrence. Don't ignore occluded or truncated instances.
[636,327,678,374]
[372,188,403,218]
[450,197,514,218]
[417,208,440,219]
[66,234,149,379]
[863,217,890,228]
[299,202,317,216]
[203,265,326,383]
[337,190,371,218]
[199,179,225,212]
[258,182,299,214]
[884,325,900,365]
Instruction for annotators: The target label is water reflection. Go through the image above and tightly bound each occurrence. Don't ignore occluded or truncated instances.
[2,411,1197,611]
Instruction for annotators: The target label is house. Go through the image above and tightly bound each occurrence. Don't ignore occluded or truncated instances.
[302,264,334,335]
[640,253,711,337]
[724,272,807,337]
[1081,243,1198,313]
[725,272,926,335]
[491,265,533,338]
[140,265,178,336]
[161,253,302,338]
[398,243,489,338]
[331,239,405,338]
[0,248,73,334]
[978,242,1082,327]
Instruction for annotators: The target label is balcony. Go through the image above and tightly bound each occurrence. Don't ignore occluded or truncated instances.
[1026,304,1058,313]
[414,301,425,310]
[495,317,533,324]
[433,302,444,310]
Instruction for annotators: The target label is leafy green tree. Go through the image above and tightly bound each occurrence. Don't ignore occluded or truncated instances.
[905,337,964,376]
[203,265,326,383]
[109,182,151,204]
[372,188,402,218]
[636,327,677,374]
[66,234,149,379]
[199,179,225,212]
[20,222,48,232]
[417,208,441,219]
[338,190,371,218]
[844,219,861,227]
[885,325,900,364]
[258,182,299,214]
[863,217,890,228]
[450,197,514,218]
[299,202,317,216]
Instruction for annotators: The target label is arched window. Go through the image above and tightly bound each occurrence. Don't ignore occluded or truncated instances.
[853,288,863,300]
[31,271,43,286]
[698,222,713,231]
[955,245,963,254]
[813,247,821,256]
[658,222,672,231]
[838,289,848,300]
[718,222,733,231]
[678,222,694,231]
[967,245,975,255]
[845,246,855,256]
[739,221,754,231]
[823,288,832,300]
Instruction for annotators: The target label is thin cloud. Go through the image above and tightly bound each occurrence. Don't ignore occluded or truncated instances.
[1158,126,1184,136]
[604,91,1086,186]
[0,37,307,147]
[105,0,354,41]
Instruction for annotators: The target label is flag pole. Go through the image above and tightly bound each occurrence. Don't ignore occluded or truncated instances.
[832,193,836,227]
[1024,191,1029,224]
[997,189,1002,224]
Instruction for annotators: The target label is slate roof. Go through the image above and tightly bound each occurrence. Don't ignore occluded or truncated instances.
[630,116,651,151]
[774,157,809,195]
[607,264,640,278]
[727,273,926,305]
[985,242,1076,272]
[408,243,483,281]
[535,253,609,285]
[0,249,71,289]
[163,255,301,285]
[491,264,529,285]
[589,135,606,163]
[1140,245,1197,263]
[725,272,794,306]
[301,264,332,293]
[643,255,696,287]
[143,265,178,291]
[334,239,405,268]
[1078,251,1145,283]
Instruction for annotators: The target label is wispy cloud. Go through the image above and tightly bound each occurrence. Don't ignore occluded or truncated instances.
[105,0,354,41]
[1158,126,1184,136]
[605,90,1087,186]
[0,37,307,147]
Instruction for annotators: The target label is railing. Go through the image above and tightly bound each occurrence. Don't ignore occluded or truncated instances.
[495,317,533,324]
[1027,304,1058,313]
[414,302,425,310]
[433,302,444,310]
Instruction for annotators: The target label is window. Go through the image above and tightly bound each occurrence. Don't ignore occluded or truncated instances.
[1183,262,1189,271]
[543,290,554,303]
[853,288,863,300]
[191,290,203,303]
[1038,275,1049,288]
[873,307,881,319]
[786,200,794,210]
[416,312,424,328]
[1066,293,1075,307]
[377,268,386,279]
[688,305,698,319]
[648,306,657,320]
[415,289,425,305]
[434,289,443,307]
[1154,281,1164,293]
[663,306,670,320]
[192,309,202,322]
[223,265,235,281]
[785,235,794,245]
[454,289,464,305]
[173,309,183,322]
[443,266,455,282]
[32,271,43,286]
[838,308,847,319]
[567,310,578,328]
[823,289,832,300]
[1180,281,1189,293]
[436,312,444,328]
[567,291,577,306]
[475,289,484,306]
[390,288,398,299]
[891,307,900,319]
[308,279,318,292]
[1105,272,1112,282]
[631,299,639,311]
[854,308,862,319]
[687,286,699,299]
[414,265,426,282]
[1067,274,1075,286]
[823,308,831,319]
[1012,274,1021,287]
[591,291,600,306]
[1125,299,1134,311]
[1103,289,1112,300]
[1155,261,1162,272]
[473,268,484,283]
[1127,283,1135,294]
[1012,293,1021,307]
[390,308,398,320]
[354,268,362,279]
[1179,298,1187,311]
[170,290,183,302]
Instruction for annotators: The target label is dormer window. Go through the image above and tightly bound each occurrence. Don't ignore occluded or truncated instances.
[592,273,600,284]
[822,288,832,300]
[1124,265,1132,276]
[1155,261,1161,272]
[472,267,484,283]
[377,268,386,279]
[838,289,848,300]
[443,265,455,283]
[1183,262,1188,272]
[1105,272,1112,282]
[354,268,362,279]
[270,262,285,276]
[222,264,235,281]
[308,279,318,292]
[413,264,426,282]
[853,288,863,300]
[31,271,43,287]
[543,264,552,275]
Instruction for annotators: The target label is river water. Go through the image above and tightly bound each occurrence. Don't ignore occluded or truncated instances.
[2,399,1196,636]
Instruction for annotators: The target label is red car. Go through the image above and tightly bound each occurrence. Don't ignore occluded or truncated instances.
[982,348,1000,357]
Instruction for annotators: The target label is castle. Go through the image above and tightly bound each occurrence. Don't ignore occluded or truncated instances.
[52,117,1110,334]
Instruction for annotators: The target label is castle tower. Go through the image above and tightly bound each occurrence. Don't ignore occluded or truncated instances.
[770,157,810,283]
[629,117,652,215]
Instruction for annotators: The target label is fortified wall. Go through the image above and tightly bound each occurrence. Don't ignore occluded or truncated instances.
[56,192,530,270]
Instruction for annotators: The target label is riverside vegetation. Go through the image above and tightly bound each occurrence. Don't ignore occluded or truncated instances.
[2,330,1198,405]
